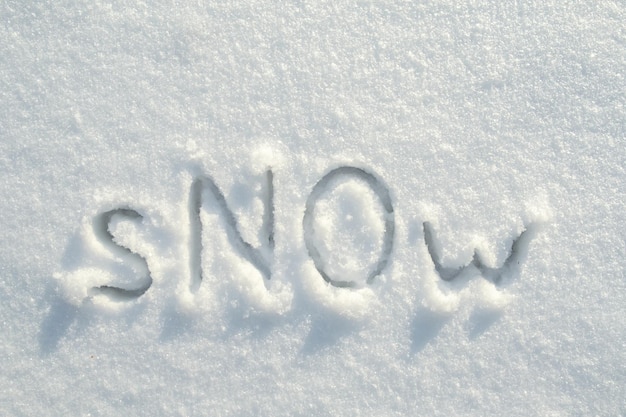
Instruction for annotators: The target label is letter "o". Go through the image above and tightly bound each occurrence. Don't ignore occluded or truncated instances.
[303,167,395,288]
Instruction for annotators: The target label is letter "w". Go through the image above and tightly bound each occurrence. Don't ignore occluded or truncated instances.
[423,221,537,285]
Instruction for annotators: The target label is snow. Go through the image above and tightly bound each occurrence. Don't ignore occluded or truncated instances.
[1,1,625,416]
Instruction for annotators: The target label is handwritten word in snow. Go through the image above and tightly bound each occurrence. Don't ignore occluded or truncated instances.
[72,166,536,302]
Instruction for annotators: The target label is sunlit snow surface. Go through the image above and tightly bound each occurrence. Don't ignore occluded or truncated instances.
[1,2,625,415]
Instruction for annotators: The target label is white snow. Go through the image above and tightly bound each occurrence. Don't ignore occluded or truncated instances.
[1,1,625,416]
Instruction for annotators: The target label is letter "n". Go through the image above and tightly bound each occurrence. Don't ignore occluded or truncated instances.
[188,170,274,292]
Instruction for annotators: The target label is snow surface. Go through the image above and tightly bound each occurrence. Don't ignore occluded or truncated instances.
[1,1,625,416]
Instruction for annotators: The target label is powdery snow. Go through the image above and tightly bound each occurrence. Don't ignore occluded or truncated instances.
[1,2,624,416]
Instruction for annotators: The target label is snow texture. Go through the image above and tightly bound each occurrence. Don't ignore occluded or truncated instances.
[1,1,625,416]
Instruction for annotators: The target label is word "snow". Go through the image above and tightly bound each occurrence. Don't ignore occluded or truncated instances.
[86,166,535,299]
